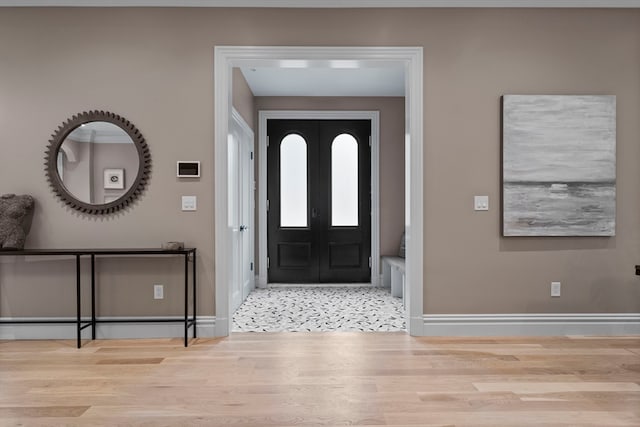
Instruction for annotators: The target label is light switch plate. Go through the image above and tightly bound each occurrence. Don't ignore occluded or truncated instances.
[153,284,164,300]
[181,196,197,211]
[474,195,489,211]
[551,281,561,297]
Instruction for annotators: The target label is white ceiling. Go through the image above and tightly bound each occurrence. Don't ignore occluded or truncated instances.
[0,0,638,6]
[240,66,405,97]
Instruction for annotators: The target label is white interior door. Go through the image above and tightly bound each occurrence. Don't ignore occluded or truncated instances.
[230,109,255,313]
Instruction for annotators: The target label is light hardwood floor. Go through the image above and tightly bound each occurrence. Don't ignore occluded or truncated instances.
[1,334,639,426]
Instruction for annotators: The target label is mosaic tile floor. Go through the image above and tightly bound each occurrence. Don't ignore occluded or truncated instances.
[232,286,406,332]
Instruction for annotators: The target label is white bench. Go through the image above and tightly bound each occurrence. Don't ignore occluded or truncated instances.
[381,256,406,307]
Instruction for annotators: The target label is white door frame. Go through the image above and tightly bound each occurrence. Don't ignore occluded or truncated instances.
[214,46,424,336]
[258,110,380,288]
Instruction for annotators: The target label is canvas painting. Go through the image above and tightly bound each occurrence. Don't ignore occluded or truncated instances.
[502,95,616,236]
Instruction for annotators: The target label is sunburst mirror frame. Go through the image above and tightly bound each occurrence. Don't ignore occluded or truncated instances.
[45,111,151,214]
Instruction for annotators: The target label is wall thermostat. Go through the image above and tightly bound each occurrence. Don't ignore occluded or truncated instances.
[177,161,200,178]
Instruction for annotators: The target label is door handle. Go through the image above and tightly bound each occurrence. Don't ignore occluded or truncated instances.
[311,208,318,219]
[240,225,247,231]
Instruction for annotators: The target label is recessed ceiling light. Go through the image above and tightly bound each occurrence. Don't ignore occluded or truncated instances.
[279,60,309,69]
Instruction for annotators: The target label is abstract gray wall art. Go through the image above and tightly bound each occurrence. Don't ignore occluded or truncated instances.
[502,95,616,236]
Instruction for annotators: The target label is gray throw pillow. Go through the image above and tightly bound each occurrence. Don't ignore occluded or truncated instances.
[398,231,406,258]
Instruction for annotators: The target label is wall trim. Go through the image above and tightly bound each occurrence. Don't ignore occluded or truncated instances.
[257,110,380,288]
[0,316,216,340]
[7,314,636,338]
[422,313,640,336]
[2,1,639,8]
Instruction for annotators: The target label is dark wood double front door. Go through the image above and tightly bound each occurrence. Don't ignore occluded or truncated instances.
[267,119,371,283]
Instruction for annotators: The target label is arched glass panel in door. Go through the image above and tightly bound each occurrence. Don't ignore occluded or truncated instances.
[331,133,359,227]
[280,134,308,227]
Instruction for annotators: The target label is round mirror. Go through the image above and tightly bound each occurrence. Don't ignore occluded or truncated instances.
[45,111,151,214]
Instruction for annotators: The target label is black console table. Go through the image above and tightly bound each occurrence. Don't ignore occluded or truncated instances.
[0,248,196,348]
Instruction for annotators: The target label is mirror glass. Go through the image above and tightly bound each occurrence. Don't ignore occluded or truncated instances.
[55,122,140,205]
[46,110,150,215]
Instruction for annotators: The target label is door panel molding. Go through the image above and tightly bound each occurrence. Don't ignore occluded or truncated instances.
[278,242,311,268]
[259,111,380,287]
[328,242,361,268]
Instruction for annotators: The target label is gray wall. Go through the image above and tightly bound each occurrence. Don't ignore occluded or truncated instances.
[233,68,255,129]
[0,8,639,319]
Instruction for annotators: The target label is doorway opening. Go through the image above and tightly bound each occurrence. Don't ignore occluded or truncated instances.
[233,112,396,332]
[214,46,424,336]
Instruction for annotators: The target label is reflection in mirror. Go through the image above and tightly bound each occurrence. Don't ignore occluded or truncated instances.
[45,111,150,215]
[56,122,139,205]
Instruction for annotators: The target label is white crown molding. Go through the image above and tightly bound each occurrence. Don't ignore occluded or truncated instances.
[1,0,639,7]
[422,313,640,336]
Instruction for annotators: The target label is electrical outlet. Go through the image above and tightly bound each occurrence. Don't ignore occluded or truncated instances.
[154,284,164,300]
[551,281,561,297]
[474,195,489,211]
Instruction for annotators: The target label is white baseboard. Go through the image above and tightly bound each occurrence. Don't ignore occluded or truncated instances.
[215,316,229,337]
[257,273,267,288]
[422,313,640,336]
[195,316,217,337]
[6,314,636,340]
[0,316,216,340]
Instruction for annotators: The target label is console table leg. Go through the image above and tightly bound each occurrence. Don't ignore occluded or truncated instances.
[76,254,81,349]
[184,253,188,347]
[91,254,96,340]
[193,249,197,339]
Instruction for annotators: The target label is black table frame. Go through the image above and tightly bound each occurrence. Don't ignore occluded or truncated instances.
[0,248,197,348]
